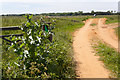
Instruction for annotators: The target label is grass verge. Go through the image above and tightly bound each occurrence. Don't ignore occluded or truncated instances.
[2,15,85,78]
[93,41,118,78]
[114,27,120,39]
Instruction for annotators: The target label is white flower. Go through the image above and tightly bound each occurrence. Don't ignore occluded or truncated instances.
[28,29,32,35]
[11,43,13,46]
[30,40,35,44]
[24,50,29,54]
[47,51,50,53]
[37,36,41,43]
[43,33,46,36]
[18,36,21,39]
[14,62,20,66]
[21,27,23,30]
[29,36,33,40]
[36,44,40,46]
[24,65,26,70]
[37,53,40,56]
[49,32,51,34]
[8,47,10,50]
[20,55,22,57]
[22,37,25,42]
[24,50,29,58]
[8,67,10,70]
[14,49,17,52]
[35,22,39,26]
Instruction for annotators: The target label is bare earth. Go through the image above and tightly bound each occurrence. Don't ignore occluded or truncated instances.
[73,18,118,78]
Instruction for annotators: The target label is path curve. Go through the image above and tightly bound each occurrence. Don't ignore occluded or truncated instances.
[97,18,118,50]
[73,18,118,78]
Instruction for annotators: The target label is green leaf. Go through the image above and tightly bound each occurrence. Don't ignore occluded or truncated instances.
[20,43,25,48]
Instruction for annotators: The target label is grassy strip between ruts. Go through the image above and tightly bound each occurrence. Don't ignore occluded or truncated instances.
[90,23,97,26]
[92,41,118,78]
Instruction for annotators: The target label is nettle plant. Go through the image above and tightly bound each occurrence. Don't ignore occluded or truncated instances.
[3,15,58,78]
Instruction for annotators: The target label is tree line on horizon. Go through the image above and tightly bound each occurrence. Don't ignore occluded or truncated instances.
[2,10,118,16]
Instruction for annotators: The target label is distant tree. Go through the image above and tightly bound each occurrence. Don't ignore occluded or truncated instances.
[111,10,113,13]
[91,10,94,14]
[107,11,111,15]
[114,10,116,13]
[74,12,78,16]
[107,11,111,13]
[78,11,83,15]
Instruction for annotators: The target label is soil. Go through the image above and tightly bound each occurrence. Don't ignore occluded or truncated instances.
[73,18,118,78]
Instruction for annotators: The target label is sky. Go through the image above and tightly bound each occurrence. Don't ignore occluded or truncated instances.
[0,0,119,15]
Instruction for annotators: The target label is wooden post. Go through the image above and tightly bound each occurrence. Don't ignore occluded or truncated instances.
[48,34,52,42]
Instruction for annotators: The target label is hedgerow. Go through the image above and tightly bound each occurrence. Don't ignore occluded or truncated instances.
[2,15,75,78]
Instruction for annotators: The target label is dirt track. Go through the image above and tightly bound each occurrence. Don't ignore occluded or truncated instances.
[73,18,118,78]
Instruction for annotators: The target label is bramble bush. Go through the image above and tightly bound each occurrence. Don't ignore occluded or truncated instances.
[2,15,75,78]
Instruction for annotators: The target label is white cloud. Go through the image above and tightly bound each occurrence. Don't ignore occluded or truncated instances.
[0,0,119,2]
[1,1,118,15]
[0,0,55,3]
